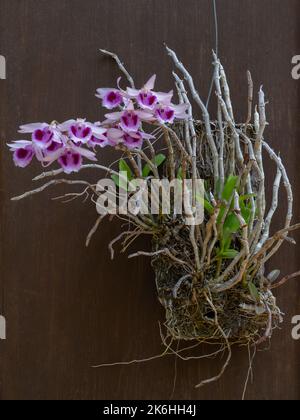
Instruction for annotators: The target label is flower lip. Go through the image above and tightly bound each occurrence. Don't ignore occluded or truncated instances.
[13,146,34,168]
[137,92,158,110]
[155,106,175,124]
[120,111,141,132]
[89,133,109,148]
[123,131,143,149]
[45,140,63,154]
[69,123,92,143]
[18,122,49,134]
[32,127,54,149]
[58,150,83,174]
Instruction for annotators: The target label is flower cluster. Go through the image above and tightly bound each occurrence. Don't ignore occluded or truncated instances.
[8,75,188,173]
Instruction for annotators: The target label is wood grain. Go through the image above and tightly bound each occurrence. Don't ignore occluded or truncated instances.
[0,0,299,400]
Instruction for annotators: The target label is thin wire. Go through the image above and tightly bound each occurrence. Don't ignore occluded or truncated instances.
[206,0,219,108]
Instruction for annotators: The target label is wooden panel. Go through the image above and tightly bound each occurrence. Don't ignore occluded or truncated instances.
[0,0,299,400]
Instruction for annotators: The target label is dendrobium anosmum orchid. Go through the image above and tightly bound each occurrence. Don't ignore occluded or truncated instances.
[8,75,188,173]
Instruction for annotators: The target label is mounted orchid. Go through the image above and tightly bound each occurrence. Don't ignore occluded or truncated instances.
[9,47,300,394]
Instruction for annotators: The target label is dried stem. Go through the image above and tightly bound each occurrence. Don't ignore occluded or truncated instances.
[100,49,135,88]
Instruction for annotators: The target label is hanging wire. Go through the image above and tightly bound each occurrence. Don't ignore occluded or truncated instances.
[206,0,219,107]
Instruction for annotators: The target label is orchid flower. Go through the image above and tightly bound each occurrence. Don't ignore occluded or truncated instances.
[42,141,97,173]
[123,131,154,149]
[88,123,109,148]
[104,101,153,132]
[8,140,35,168]
[95,88,123,109]
[58,119,108,145]
[127,75,173,110]
[9,72,189,175]
[155,103,188,124]
[60,119,93,144]
[89,133,109,148]
[105,127,154,150]
[9,120,98,173]
[19,122,62,149]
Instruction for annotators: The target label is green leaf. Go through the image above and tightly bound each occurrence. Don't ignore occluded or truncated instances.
[111,174,119,187]
[111,174,128,191]
[194,195,214,215]
[241,207,251,224]
[142,154,166,177]
[219,249,239,259]
[248,282,260,302]
[204,199,214,215]
[119,159,133,181]
[239,193,256,203]
[154,153,166,167]
[221,235,232,252]
[177,166,183,180]
[222,176,239,202]
[223,213,240,235]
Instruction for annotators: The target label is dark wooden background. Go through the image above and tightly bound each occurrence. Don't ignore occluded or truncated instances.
[0,0,300,400]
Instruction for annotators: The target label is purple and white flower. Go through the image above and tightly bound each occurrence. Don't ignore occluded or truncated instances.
[8,140,35,168]
[59,119,107,144]
[127,75,173,110]
[96,88,123,109]
[58,151,83,174]
[104,128,154,150]
[19,122,62,150]
[69,121,92,144]
[104,102,153,132]
[155,103,188,124]
[122,131,155,149]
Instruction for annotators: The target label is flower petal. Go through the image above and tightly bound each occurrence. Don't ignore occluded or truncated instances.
[144,74,156,90]
[107,128,124,140]
[92,125,107,137]
[104,111,123,121]
[18,123,48,133]
[7,140,32,150]
[58,119,76,132]
[95,88,111,98]
[173,103,189,118]
[126,87,140,97]
[71,145,97,161]
[141,132,155,140]
[135,110,155,121]
[156,90,173,104]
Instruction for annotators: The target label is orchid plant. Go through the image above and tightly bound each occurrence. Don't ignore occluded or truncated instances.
[9,47,300,393]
